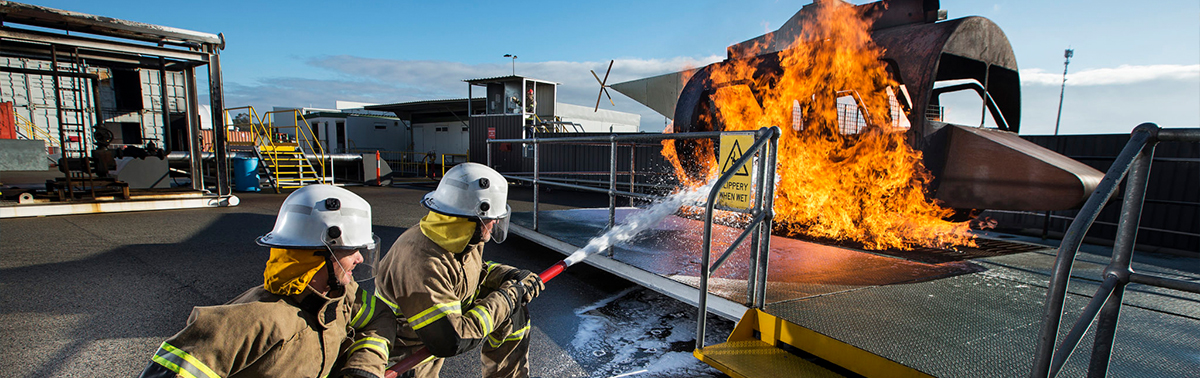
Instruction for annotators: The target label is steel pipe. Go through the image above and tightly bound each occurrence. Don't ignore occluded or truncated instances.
[1156,128,1200,143]
[1089,137,1156,377]
[488,130,746,144]
[1129,272,1200,294]
[165,151,364,162]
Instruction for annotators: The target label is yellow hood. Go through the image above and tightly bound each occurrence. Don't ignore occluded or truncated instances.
[420,211,477,253]
[263,248,326,296]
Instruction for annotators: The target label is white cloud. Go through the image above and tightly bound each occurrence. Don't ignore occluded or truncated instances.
[1021,64,1200,86]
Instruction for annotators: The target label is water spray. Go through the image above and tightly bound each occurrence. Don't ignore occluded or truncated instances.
[385,181,717,377]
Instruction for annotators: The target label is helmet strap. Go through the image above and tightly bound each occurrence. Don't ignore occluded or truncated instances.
[324,254,343,292]
[468,220,484,245]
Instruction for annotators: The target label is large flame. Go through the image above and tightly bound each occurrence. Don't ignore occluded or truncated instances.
[665,1,974,250]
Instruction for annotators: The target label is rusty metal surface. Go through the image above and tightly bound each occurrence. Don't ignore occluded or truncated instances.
[934,124,1104,211]
[0,1,222,46]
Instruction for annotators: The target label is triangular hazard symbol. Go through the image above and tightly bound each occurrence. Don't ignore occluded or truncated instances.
[723,139,751,176]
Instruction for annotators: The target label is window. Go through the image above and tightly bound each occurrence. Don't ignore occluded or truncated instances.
[118,122,142,144]
[112,69,142,111]
[375,122,386,130]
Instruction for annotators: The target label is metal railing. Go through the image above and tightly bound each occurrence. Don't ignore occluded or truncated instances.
[441,153,468,176]
[223,106,329,187]
[268,109,328,181]
[1031,124,1200,378]
[14,112,58,150]
[487,126,781,354]
[488,129,761,234]
[694,127,780,352]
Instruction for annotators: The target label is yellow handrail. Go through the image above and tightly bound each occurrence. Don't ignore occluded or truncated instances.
[225,106,287,186]
[14,112,57,148]
[267,109,328,183]
[441,153,468,176]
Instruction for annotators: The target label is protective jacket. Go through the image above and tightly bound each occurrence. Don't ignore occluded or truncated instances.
[140,280,394,378]
[375,216,532,378]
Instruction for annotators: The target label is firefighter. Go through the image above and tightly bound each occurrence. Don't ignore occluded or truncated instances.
[376,162,543,378]
[140,185,394,378]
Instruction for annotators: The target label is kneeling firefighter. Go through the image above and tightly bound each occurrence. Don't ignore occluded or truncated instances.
[140,185,395,378]
[376,162,543,378]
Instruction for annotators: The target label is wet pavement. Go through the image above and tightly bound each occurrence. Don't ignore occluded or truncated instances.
[513,208,986,303]
[0,184,732,378]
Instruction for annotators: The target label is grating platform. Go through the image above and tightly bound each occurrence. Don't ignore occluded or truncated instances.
[511,208,1200,377]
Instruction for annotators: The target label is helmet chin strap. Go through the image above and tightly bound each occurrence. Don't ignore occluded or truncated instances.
[322,239,349,292]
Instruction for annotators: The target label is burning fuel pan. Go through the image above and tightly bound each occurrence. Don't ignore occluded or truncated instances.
[511,207,1200,377]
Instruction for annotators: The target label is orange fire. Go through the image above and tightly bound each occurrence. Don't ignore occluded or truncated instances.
[664,1,974,250]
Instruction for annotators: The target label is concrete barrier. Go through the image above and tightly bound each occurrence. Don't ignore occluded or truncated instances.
[0,139,47,171]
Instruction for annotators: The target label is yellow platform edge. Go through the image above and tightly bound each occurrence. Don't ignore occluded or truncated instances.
[696,308,934,378]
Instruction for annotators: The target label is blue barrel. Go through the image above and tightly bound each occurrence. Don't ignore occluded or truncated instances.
[233,157,261,192]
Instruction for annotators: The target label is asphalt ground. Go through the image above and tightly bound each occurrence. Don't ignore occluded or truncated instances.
[0,182,729,378]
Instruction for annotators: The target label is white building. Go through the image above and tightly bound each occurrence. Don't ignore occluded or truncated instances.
[271,105,407,154]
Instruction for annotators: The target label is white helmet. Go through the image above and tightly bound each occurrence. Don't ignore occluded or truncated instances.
[422,162,511,243]
[258,184,380,282]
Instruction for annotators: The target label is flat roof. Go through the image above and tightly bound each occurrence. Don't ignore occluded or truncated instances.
[365,98,485,123]
[464,75,559,86]
[0,1,222,47]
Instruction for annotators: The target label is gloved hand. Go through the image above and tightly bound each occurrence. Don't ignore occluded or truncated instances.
[514,270,544,303]
[500,269,544,304]
[498,278,528,308]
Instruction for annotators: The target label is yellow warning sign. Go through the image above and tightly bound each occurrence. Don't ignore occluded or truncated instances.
[717,133,754,210]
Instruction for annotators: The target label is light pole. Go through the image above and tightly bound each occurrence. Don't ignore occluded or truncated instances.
[1053,48,1073,136]
[503,54,517,76]
[1044,48,1074,240]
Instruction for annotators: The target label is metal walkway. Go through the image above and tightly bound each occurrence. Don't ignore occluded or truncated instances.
[510,208,1200,377]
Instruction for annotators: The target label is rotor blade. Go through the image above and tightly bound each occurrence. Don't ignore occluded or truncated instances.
[591,70,604,85]
[603,87,614,106]
[601,60,613,86]
[595,89,603,112]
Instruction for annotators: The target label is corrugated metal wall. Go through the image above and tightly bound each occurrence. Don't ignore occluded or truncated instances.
[0,57,92,146]
[469,115,523,171]
[0,57,187,149]
[987,133,1199,253]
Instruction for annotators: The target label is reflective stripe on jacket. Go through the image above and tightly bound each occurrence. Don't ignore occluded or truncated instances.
[140,279,394,378]
[375,226,520,359]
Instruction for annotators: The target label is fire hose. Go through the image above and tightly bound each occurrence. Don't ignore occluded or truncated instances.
[383,260,570,378]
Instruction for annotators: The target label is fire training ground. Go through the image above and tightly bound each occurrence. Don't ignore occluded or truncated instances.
[1,1,1198,377]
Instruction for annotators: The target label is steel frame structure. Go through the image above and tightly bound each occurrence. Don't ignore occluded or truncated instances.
[486,126,783,354]
[1031,124,1200,378]
[0,1,231,195]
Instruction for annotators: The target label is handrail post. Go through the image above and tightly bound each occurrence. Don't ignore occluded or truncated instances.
[533,137,540,231]
[608,134,617,257]
[1030,124,1156,378]
[695,127,776,353]
[755,128,779,308]
[1088,131,1156,377]
[629,143,636,204]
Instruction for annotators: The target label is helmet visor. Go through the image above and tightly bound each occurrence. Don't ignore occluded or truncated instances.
[326,234,381,284]
[489,205,511,244]
[352,234,382,283]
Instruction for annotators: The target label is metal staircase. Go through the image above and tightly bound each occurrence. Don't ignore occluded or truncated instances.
[223,106,329,192]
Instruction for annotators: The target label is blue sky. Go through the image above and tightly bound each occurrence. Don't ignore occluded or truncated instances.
[32,0,1200,134]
